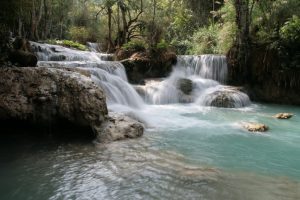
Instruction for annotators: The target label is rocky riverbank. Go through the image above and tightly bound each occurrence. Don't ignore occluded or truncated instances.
[0,67,144,142]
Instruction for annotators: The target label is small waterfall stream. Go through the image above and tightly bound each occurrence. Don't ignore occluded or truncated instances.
[32,42,144,109]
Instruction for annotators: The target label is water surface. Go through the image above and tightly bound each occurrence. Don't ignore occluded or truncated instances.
[1,103,300,200]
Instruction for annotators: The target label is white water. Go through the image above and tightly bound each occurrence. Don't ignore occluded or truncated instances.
[137,55,250,107]
[31,41,113,61]
[32,42,250,117]
[86,42,102,52]
[32,42,144,108]
[178,55,228,83]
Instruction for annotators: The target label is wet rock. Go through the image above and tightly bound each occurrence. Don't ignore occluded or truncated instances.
[177,78,193,95]
[13,37,33,52]
[96,112,144,143]
[210,91,236,108]
[119,50,177,84]
[134,85,146,98]
[0,67,107,136]
[273,113,293,119]
[8,37,38,67]
[204,86,250,108]
[242,122,269,132]
[9,50,38,67]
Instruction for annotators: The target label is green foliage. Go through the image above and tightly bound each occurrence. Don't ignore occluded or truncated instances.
[252,0,300,43]
[181,0,236,55]
[47,39,88,51]
[280,16,300,43]
[170,40,191,55]
[68,26,90,44]
[188,24,219,54]
[156,40,169,51]
[276,15,300,69]
[121,40,147,52]
[187,20,236,55]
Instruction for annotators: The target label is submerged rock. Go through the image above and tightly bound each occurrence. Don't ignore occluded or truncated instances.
[96,112,144,143]
[273,113,293,119]
[177,78,193,95]
[0,67,107,136]
[242,122,269,132]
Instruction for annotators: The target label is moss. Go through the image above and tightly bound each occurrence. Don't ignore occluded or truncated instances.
[47,39,88,51]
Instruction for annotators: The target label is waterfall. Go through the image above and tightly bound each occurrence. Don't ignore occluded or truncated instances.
[137,55,251,108]
[176,55,228,84]
[90,68,144,108]
[31,42,114,61]
[33,42,144,109]
[32,41,250,109]
[86,42,102,52]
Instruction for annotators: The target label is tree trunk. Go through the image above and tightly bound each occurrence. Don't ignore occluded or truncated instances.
[30,0,44,41]
[152,0,156,22]
[107,7,113,52]
[120,4,128,45]
[234,0,251,83]
[18,17,23,37]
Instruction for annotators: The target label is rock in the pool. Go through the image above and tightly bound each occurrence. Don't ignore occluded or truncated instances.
[96,112,144,143]
[242,122,269,132]
[273,113,293,119]
[177,78,193,95]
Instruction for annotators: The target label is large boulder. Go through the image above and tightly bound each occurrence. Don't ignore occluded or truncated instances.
[96,112,144,143]
[8,37,38,67]
[210,90,236,108]
[0,67,107,136]
[9,49,38,67]
[120,50,177,84]
[202,87,251,108]
[0,67,144,142]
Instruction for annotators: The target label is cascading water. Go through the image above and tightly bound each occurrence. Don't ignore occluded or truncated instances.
[137,55,251,108]
[177,55,228,84]
[86,42,102,52]
[31,41,250,109]
[32,42,144,109]
[31,41,114,61]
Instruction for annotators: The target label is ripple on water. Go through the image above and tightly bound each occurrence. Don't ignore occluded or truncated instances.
[1,134,299,200]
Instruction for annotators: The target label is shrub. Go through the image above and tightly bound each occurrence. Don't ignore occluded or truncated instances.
[68,26,90,44]
[156,40,169,51]
[122,40,147,52]
[188,24,219,54]
[170,40,191,55]
[280,15,300,43]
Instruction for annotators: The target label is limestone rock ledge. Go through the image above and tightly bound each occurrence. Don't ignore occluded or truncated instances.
[96,112,144,143]
[0,67,144,141]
